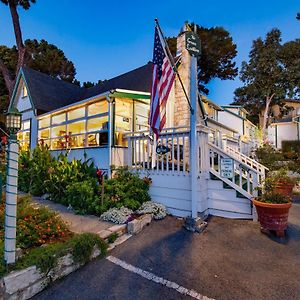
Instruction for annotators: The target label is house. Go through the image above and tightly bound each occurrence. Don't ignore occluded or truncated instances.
[218,105,258,155]
[9,24,267,221]
[10,63,153,174]
[267,99,300,149]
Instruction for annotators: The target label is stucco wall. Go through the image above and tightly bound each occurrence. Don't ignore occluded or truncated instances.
[218,111,244,136]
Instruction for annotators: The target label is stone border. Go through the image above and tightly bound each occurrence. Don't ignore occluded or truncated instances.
[0,214,153,300]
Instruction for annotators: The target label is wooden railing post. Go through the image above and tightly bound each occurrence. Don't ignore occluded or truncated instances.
[127,137,132,168]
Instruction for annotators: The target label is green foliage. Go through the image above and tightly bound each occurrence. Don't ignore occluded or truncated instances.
[233,29,300,125]
[0,196,71,249]
[107,233,118,244]
[258,192,290,204]
[255,143,284,170]
[1,0,36,10]
[65,180,98,214]
[167,24,237,95]
[281,140,300,156]
[97,167,151,214]
[15,233,107,275]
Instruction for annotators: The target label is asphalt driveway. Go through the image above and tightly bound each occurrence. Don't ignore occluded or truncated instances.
[33,200,300,300]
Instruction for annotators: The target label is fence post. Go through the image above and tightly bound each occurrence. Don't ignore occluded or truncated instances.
[127,137,132,168]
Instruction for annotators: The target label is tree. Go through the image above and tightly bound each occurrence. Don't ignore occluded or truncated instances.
[297,13,300,20]
[233,29,300,135]
[0,0,36,99]
[167,24,238,95]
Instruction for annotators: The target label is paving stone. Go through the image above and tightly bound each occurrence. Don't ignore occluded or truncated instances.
[97,229,112,239]
[108,224,127,234]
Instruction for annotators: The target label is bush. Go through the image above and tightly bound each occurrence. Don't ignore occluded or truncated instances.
[65,180,99,214]
[0,196,71,249]
[136,201,167,220]
[255,144,284,170]
[281,140,300,155]
[100,207,133,224]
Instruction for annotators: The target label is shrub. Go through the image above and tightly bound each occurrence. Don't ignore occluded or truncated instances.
[255,144,284,170]
[100,207,133,224]
[0,196,71,249]
[281,140,300,155]
[258,192,290,204]
[65,180,99,215]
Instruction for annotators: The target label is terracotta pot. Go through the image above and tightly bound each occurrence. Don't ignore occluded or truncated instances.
[275,181,294,198]
[253,199,292,237]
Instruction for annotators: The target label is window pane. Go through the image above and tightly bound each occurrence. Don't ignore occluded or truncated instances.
[88,101,108,116]
[115,99,132,118]
[51,138,66,150]
[68,107,85,120]
[52,113,66,125]
[22,120,30,130]
[51,125,66,138]
[68,121,85,135]
[38,129,50,139]
[39,117,50,129]
[22,85,28,98]
[87,116,109,132]
[68,134,85,148]
[87,132,108,147]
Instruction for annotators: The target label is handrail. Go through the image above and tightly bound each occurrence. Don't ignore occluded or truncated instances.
[208,142,264,175]
[225,145,268,172]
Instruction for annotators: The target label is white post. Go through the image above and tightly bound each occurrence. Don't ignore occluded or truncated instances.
[107,96,113,178]
[190,55,198,219]
[4,135,19,264]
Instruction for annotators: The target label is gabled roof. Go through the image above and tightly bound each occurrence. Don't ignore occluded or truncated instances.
[15,62,153,115]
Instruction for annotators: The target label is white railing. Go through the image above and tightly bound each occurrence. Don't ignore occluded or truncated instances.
[127,127,190,174]
[225,145,268,175]
[208,142,264,199]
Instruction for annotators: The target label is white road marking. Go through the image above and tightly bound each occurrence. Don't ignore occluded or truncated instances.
[106,255,214,300]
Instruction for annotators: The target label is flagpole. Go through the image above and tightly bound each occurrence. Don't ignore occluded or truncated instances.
[155,18,194,114]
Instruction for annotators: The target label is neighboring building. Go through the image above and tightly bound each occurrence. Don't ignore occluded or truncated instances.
[267,99,300,149]
[10,64,153,172]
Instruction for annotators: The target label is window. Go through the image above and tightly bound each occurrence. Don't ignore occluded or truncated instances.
[68,121,85,135]
[68,107,85,121]
[88,101,108,116]
[52,113,66,125]
[87,116,109,132]
[39,117,50,129]
[51,125,67,138]
[22,85,28,98]
[135,102,149,131]
[17,119,31,151]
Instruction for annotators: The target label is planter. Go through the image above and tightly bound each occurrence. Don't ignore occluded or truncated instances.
[253,199,292,237]
[275,181,294,198]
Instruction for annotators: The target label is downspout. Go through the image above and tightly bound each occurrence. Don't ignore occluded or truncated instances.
[106,93,114,178]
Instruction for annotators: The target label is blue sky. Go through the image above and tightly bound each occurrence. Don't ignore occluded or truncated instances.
[1,0,300,105]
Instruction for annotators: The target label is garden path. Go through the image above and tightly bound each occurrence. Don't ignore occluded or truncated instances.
[31,197,112,234]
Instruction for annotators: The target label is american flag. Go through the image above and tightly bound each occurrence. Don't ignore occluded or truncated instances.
[149,27,175,137]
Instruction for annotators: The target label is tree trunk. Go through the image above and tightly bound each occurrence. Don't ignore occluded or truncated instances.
[9,1,26,73]
[0,59,14,99]
[262,93,275,141]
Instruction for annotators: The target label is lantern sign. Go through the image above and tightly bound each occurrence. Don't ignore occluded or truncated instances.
[156,144,170,155]
[220,158,234,178]
[185,31,201,57]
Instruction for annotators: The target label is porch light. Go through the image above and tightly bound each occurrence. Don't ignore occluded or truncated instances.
[6,108,22,135]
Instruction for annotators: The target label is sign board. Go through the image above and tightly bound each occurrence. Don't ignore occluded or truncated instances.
[185,32,201,57]
[220,158,234,178]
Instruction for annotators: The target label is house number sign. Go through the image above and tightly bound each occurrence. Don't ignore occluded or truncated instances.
[220,158,234,178]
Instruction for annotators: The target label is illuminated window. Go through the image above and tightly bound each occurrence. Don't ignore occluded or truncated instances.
[51,125,66,138]
[88,101,108,116]
[68,107,85,121]
[22,85,28,98]
[68,121,85,135]
[87,116,108,132]
[17,119,31,151]
[38,129,50,139]
[39,117,50,129]
[135,101,149,131]
[52,113,66,125]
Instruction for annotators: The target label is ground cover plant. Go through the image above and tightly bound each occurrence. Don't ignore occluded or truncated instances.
[0,195,107,277]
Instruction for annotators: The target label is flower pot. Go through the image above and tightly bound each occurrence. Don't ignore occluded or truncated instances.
[275,181,294,198]
[253,199,292,237]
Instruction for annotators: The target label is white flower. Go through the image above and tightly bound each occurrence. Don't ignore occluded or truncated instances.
[136,201,167,220]
[100,207,133,224]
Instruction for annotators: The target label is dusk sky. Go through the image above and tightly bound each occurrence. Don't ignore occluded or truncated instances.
[1,0,300,105]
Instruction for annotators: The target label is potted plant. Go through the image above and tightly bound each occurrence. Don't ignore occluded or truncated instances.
[253,192,291,237]
[264,168,298,198]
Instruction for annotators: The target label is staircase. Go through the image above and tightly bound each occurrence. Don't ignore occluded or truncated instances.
[206,142,268,219]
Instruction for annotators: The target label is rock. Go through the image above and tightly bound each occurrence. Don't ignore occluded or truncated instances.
[108,224,127,234]
[127,219,142,235]
[97,229,112,239]
[41,194,50,200]
[140,214,152,228]
[4,266,43,295]
[184,217,207,233]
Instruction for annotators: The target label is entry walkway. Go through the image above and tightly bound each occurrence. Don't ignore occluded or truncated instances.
[32,197,112,234]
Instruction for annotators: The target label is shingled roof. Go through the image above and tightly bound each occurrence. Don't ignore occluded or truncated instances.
[21,62,153,114]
